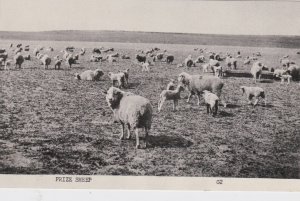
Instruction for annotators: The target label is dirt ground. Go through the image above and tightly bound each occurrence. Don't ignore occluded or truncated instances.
[0,40,299,178]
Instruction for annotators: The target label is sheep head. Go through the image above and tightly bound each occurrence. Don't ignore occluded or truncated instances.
[105,87,124,109]
[94,69,104,80]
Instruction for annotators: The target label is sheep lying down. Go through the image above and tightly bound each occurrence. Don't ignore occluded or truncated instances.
[240,86,266,106]
[75,69,104,81]
[104,87,153,149]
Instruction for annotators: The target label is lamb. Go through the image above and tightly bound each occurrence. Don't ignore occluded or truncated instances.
[54,59,63,70]
[251,61,266,83]
[202,90,219,116]
[166,55,174,64]
[240,86,266,106]
[286,64,300,81]
[225,56,237,70]
[136,54,147,63]
[208,59,220,67]
[178,72,226,107]
[166,79,176,90]
[62,50,72,60]
[104,87,153,149]
[13,53,24,69]
[75,69,104,81]
[158,84,185,112]
[118,69,129,87]
[40,55,51,69]
[108,72,126,88]
[280,74,292,84]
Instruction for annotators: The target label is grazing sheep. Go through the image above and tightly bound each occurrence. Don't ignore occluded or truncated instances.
[287,64,300,80]
[108,72,126,88]
[75,69,104,81]
[121,55,130,59]
[251,61,266,83]
[54,59,63,70]
[280,74,292,84]
[136,54,147,63]
[109,53,119,58]
[40,55,51,69]
[46,47,54,51]
[184,56,195,67]
[65,46,74,52]
[225,56,237,70]
[90,55,102,62]
[62,50,72,60]
[202,90,219,116]
[23,54,30,60]
[141,61,151,72]
[166,79,176,90]
[66,55,76,68]
[166,55,174,64]
[240,86,266,106]
[104,87,153,149]
[153,52,164,62]
[93,48,101,54]
[273,69,288,78]
[195,55,205,63]
[178,72,226,107]
[158,84,185,112]
[13,53,24,69]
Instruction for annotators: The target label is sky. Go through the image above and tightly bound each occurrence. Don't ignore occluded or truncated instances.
[0,0,299,35]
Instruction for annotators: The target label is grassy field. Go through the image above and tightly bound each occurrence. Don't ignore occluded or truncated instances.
[0,39,300,178]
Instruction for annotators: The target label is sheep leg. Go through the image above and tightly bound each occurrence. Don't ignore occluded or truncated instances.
[158,98,165,112]
[196,93,201,105]
[206,104,210,114]
[135,129,140,149]
[126,124,131,139]
[144,128,149,148]
[186,93,192,103]
[120,123,125,140]
[253,98,259,107]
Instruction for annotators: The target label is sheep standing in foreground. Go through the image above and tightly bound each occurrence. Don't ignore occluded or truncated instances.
[240,86,266,106]
[178,72,226,107]
[202,90,219,116]
[104,87,153,149]
[158,84,185,112]
[251,61,266,83]
[108,72,126,88]
[13,53,24,69]
[75,69,104,81]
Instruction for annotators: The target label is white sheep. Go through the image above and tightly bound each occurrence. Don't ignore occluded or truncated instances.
[158,84,185,112]
[240,86,266,106]
[75,69,104,81]
[104,87,153,149]
[4,59,12,70]
[225,56,237,70]
[118,69,130,87]
[202,63,210,73]
[202,90,219,116]
[178,72,226,107]
[273,69,288,78]
[108,72,126,88]
[251,61,266,83]
[141,62,151,72]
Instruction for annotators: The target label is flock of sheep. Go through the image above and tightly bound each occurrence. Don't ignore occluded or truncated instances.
[0,43,300,149]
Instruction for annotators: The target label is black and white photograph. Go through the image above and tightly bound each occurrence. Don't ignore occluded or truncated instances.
[0,0,299,190]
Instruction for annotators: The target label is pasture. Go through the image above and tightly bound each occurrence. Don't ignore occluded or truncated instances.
[0,39,299,178]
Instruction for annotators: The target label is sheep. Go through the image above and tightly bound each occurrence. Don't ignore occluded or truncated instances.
[273,69,288,78]
[166,79,176,90]
[158,84,185,112]
[90,55,102,62]
[65,46,74,52]
[66,55,76,68]
[141,61,151,72]
[240,86,266,106]
[0,52,8,62]
[46,47,54,51]
[195,55,205,63]
[280,58,290,68]
[251,61,266,83]
[14,47,22,54]
[93,48,101,54]
[202,90,219,116]
[225,56,237,70]
[280,74,292,84]
[243,57,251,65]
[178,72,226,107]
[177,63,184,68]
[0,48,6,54]
[184,57,195,67]
[13,53,24,69]
[104,87,152,149]
[62,50,72,60]
[40,55,51,69]
[166,55,174,64]
[213,66,223,77]
[121,55,130,59]
[102,48,114,53]
[54,59,63,70]
[23,54,30,60]
[109,53,119,58]
[4,59,12,71]
[75,69,104,81]
[108,72,126,88]
[208,59,220,67]
[107,55,117,63]
[202,63,210,73]
[287,64,300,81]
[153,52,164,62]
[136,54,147,63]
